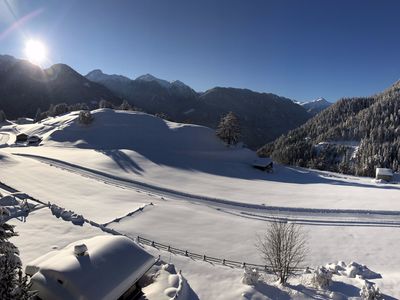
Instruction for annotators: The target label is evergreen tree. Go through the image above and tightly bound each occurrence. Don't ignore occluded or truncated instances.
[78,110,93,125]
[216,112,241,145]
[0,110,7,123]
[98,100,113,109]
[0,222,33,299]
[34,108,42,123]
[119,100,131,111]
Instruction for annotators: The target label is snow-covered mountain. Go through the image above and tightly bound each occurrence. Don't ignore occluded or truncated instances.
[86,69,131,84]
[295,97,332,115]
[135,73,173,89]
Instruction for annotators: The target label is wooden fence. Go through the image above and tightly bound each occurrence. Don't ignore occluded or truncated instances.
[136,235,305,273]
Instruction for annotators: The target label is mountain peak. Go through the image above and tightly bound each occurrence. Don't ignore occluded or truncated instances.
[86,69,130,83]
[86,69,104,76]
[313,97,328,103]
[135,74,171,88]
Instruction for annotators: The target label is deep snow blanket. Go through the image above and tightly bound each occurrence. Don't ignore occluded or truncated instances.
[26,235,156,300]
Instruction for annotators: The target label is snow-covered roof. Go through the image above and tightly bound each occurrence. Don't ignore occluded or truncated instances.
[376,168,393,177]
[252,157,273,167]
[26,235,156,300]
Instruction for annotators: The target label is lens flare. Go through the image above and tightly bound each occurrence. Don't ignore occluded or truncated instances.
[24,39,47,65]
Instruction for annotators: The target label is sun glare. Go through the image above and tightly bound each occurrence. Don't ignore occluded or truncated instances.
[24,39,47,65]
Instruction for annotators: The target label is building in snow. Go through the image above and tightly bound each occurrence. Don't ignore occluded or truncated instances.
[16,133,28,142]
[375,168,393,182]
[27,135,42,145]
[252,157,273,172]
[25,235,156,300]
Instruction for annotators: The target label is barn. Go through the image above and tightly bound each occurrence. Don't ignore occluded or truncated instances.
[375,168,393,182]
[252,157,273,172]
[25,235,156,300]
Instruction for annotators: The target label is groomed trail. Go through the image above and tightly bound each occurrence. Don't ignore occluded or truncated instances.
[13,152,400,227]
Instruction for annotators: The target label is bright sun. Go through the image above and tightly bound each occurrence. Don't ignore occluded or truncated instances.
[24,39,47,65]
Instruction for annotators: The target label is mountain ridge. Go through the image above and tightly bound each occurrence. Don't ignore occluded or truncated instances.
[85,69,311,148]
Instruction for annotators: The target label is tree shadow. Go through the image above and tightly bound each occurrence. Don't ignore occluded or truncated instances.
[97,149,144,175]
[328,281,360,297]
[253,281,291,300]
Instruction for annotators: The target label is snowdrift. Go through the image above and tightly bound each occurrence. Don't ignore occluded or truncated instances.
[35,109,228,153]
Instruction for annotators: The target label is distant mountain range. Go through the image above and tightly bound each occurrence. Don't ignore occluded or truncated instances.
[0,54,316,148]
[0,55,120,119]
[85,69,312,148]
[294,98,332,115]
[258,81,400,176]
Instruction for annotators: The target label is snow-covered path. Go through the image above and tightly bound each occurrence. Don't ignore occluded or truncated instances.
[13,152,400,227]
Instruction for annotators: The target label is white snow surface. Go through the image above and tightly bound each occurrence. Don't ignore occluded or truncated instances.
[0,109,399,299]
[26,235,155,300]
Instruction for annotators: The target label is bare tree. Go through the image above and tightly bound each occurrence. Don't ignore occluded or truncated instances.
[256,220,307,284]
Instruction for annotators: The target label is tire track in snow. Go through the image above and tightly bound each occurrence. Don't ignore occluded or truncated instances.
[12,153,400,227]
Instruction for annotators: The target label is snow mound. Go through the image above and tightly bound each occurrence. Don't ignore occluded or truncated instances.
[24,109,227,153]
[142,263,192,300]
[325,261,381,279]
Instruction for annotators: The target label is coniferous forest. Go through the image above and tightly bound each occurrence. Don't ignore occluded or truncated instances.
[258,81,400,177]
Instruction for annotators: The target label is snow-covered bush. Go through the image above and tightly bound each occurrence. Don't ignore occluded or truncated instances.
[78,110,93,125]
[325,261,381,279]
[360,281,383,300]
[311,266,332,289]
[242,267,260,285]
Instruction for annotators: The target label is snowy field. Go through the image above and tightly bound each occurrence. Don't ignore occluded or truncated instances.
[1,109,399,299]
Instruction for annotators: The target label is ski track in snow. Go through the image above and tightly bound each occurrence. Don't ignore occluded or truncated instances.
[13,152,400,227]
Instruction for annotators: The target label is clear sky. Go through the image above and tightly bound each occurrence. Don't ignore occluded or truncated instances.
[1,0,400,102]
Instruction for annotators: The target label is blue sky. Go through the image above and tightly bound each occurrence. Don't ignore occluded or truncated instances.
[1,0,400,102]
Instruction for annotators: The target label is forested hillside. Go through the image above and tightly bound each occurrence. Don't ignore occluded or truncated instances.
[258,81,400,177]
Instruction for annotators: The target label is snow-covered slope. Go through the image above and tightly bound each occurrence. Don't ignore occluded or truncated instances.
[1,109,399,299]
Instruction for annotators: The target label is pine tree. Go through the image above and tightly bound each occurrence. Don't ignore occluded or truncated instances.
[98,99,113,109]
[0,110,7,123]
[0,222,33,299]
[216,112,241,145]
[119,100,131,111]
[34,108,42,123]
[78,110,93,125]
